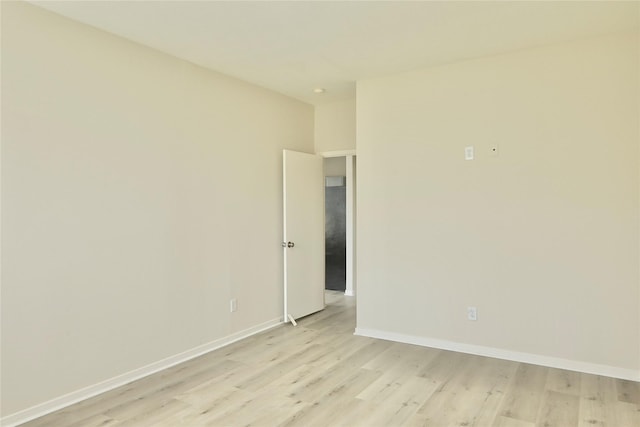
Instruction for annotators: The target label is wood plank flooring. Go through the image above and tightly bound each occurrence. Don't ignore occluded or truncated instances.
[21,291,640,426]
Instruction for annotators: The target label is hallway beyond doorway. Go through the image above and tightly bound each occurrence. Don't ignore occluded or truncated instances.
[325,179,346,292]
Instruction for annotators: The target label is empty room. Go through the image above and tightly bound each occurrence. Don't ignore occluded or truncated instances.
[1,1,639,426]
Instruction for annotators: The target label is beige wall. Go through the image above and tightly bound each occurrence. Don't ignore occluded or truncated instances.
[356,33,640,373]
[1,2,313,416]
[324,157,347,177]
[314,97,356,153]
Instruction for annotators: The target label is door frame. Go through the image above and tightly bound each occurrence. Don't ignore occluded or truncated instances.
[320,150,356,296]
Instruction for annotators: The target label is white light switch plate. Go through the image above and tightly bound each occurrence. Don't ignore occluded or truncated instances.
[465,146,474,160]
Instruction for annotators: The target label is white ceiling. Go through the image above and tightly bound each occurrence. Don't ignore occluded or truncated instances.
[32,1,639,106]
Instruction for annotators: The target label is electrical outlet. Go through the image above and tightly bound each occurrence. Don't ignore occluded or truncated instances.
[230,298,237,313]
[467,306,477,321]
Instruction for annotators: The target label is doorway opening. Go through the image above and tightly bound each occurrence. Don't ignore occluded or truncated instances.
[322,154,356,296]
[325,173,346,292]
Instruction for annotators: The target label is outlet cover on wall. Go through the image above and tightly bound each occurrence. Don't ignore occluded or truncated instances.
[230,298,237,313]
[467,306,477,321]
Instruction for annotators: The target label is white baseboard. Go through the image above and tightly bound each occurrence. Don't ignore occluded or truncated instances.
[345,290,355,297]
[1,318,282,427]
[354,327,640,382]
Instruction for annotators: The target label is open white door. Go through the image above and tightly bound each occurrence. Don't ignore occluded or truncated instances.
[283,150,324,322]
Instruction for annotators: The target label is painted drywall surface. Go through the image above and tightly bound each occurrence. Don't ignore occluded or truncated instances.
[356,33,639,371]
[314,97,356,153]
[1,2,313,415]
[324,157,347,177]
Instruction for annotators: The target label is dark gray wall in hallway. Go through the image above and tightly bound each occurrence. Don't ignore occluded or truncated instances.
[325,184,346,291]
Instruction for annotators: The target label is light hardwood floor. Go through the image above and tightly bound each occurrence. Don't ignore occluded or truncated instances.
[22,291,640,427]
